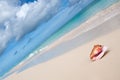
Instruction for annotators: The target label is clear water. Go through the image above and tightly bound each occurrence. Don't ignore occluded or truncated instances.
[38,0,120,50]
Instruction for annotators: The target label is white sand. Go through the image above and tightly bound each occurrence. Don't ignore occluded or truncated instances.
[5,27,120,80]
[5,2,120,80]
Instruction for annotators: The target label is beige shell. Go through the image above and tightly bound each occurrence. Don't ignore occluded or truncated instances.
[90,45,108,61]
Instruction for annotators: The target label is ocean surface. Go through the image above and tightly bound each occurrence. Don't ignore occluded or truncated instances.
[39,0,120,49]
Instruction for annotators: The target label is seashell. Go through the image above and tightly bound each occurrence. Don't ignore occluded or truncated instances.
[90,44,108,61]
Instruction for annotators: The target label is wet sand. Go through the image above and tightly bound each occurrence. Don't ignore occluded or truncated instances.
[5,3,120,80]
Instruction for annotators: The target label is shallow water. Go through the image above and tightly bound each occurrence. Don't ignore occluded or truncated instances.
[38,0,119,51]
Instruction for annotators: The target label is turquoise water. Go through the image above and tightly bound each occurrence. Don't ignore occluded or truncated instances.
[38,0,119,50]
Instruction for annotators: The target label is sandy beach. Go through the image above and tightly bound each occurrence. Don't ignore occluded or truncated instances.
[5,2,120,80]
